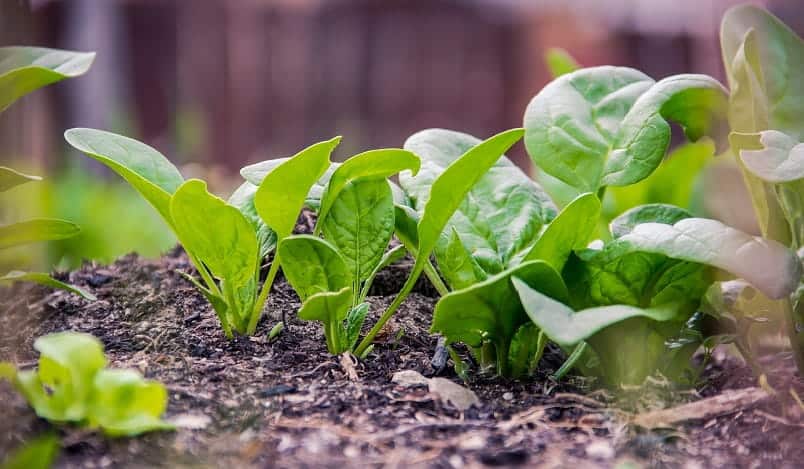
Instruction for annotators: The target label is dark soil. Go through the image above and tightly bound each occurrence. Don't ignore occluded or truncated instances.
[0,249,802,468]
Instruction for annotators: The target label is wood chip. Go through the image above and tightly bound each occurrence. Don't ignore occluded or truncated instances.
[633,387,770,428]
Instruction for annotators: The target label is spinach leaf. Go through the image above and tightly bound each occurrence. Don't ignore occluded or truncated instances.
[0,218,80,249]
[0,166,41,192]
[228,182,276,258]
[609,203,693,239]
[65,128,184,224]
[171,179,259,335]
[1,332,172,436]
[297,287,353,353]
[431,260,567,378]
[0,271,96,301]
[241,157,338,210]
[278,235,352,302]
[355,128,526,356]
[400,128,556,282]
[0,46,95,112]
[523,67,727,192]
[544,47,580,78]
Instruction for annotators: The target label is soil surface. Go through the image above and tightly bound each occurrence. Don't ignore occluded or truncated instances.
[1,248,802,468]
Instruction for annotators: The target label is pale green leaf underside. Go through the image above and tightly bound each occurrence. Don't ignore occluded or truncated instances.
[64,128,184,224]
[0,166,41,192]
[615,217,801,299]
[513,278,682,347]
[609,203,693,239]
[278,235,352,302]
[228,182,277,258]
[0,218,80,249]
[738,130,804,183]
[0,46,95,112]
[524,66,727,191]
[0,271,97,300]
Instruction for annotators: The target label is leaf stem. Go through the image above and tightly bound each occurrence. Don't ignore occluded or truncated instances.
[423,259,450,297]
[247,254,281,335]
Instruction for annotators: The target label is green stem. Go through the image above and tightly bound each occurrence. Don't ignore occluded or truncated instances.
[354,263,423,356]
[247,254,281,335]
[783,297,804,374]
[423,259,449,297]
[187,252,222,297]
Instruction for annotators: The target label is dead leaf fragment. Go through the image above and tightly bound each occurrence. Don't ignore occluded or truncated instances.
[340,352,359,381]
[169,413,211,430]
[633,387,770,428]
[391,370,430,387]
[391,370,480,411]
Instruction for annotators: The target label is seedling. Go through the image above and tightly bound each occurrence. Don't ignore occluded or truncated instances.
[0,332,173,436]
[65,129,340,337]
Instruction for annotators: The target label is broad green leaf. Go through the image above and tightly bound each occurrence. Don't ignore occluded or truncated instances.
[15,332,106,422]
[242,159,338,210]
[0,166,41,192]
[513,278,682,348]
[394,204,420,249]
[317,148,420,230]
[525,192,600,272]
[64,128,184,223]
[439,228,488,291]
[298,287,352,353]
[278,235,352,302]
[609,203,693,239]
[170,180,259,288]
[0,46,95,112]
[738,131,804,183]
[507,323,545,378]
[402,128,555,276]
[0,218,80,249]
[544,47,580,78]
[524,67,727,191]
[255,137,340,239]
[89,369,173,437]
[321,179,395,282]
[0,435,59,469]
[229,182,277,258]
[604,140,714,221]
[0,271,96,301]
[615,218,801,299]
[431,260,567,357]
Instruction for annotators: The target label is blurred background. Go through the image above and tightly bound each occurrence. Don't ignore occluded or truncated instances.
[1,0,802,271]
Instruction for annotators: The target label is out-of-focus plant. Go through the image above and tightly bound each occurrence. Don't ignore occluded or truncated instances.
[0,46,96,299]
[0,332,173,436]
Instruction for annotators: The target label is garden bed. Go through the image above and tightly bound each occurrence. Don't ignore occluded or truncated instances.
[1,248,801,468]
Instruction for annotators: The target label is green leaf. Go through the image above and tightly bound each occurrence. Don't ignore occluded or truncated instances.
[316,148,420,230]
[609,203,693,239]
[0,219,80,249]
[0,46,95,112]
[401,128,555,276]
[298,287,352,354]
[278,235,352,302]
[614,217,801,299]
[255,137,340,239]
[431,260,568,377]
[604,140,715,220]
[544,47,580,78]
[438,228,488,291]
[344,302,370,351]
[64,128,184,224]
[170,180,258,333]
[0,435,59,469]
[228,182,277,258]
[0,271,96,301]
[523,67,727,192]
[89,369,174,437]
[507,323,546,378]
[513,278,682,348]
[321,179,395,283]
[15,332,106,422]
[0,166,41,192]
[525,192,600,272]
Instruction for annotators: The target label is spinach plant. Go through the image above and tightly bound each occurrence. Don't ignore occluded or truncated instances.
[273,149,419,354]
[65,129,340,337]
[0,332,173,436]
[719,4,804,372]
[0,46,96,299]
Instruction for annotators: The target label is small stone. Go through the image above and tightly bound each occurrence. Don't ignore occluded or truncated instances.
[503,392,514,401]
[585,441,615,459]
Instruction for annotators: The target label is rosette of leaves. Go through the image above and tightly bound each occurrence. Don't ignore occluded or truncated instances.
[0,332,173,436]
[0,46,96,299]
